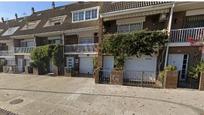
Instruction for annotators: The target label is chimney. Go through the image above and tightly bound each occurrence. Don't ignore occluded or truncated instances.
[1,17,4,23]
[52,2,55,9]
[31,7,35,14]
[15,13,18,20]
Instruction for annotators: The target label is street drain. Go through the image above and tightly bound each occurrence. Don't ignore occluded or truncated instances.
[9,99,23,105]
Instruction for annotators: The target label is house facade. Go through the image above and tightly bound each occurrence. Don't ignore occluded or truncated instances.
[0,2,102,75]
[0,2,204,88]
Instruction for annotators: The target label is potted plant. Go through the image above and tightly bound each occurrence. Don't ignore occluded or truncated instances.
[159,65,177,88]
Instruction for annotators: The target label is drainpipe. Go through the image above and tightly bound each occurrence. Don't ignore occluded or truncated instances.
[164,2,175,68]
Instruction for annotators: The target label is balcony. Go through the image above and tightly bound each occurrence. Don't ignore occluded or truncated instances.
[14,47,35,54]
[170,27,204,43]
[0,51,13,57]
[64,43,98,54]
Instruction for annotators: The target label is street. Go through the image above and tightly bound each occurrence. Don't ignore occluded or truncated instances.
[0,73,203,115]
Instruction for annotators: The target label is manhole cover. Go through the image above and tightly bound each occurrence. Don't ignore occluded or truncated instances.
[9,99,23,105]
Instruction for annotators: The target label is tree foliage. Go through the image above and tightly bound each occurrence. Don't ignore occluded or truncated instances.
[102,30,168,68]
[30,44,64,74]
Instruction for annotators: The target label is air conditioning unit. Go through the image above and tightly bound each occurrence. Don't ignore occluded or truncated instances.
[159,13,168,22]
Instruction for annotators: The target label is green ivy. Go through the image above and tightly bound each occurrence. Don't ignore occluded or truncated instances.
[30,44,64,74]
[102,30,168,69]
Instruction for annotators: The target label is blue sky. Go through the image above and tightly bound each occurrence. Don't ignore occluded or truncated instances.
[0,2,71,20]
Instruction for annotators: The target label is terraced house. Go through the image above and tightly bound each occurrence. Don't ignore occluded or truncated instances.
[0,2,102,75]
[1,2,204,89]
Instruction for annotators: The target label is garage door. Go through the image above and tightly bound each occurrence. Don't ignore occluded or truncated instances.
[102,56,114,79]
[124,56,157,81]
[103,56,114,72]
[80,57,93,74]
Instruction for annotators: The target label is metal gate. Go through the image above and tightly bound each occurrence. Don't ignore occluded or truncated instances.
[123,70,157,87]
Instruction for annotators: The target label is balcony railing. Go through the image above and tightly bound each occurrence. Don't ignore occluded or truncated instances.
[170,27,204,42]
[0,51,13,56]
[14,47,35,54]
[64,43,98,54]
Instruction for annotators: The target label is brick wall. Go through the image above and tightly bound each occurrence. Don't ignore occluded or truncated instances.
[171,11,186,29]
[143,14,167,30]
[169,46,202,71]
[64,35,78,45]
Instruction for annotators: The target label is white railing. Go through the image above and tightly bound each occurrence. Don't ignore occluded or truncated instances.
[14,47,35,54]
[170,27,204,42]
[64,43,98,54]
[0,51,13,56]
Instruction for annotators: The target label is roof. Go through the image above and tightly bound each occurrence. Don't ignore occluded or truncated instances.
[0,2,172,39]
[101,2,171,13]
[0,2,102,39]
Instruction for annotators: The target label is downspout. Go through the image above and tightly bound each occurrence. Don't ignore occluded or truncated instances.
[164,2,175,68]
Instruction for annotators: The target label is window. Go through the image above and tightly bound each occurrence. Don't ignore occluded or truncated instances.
[48,36,62,45]
[117,22,143,33]
[21,20,41,30]
[44,15,67,27]
[2,26,19,36]
[20,39,35,47]
[79,37,94,44]
[72,6,99,23]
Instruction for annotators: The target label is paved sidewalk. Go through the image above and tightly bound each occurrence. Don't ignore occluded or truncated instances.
[0,73,204,115]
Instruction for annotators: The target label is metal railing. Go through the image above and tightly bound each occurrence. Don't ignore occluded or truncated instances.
[14,47,34,54]
[64,43,98,54]
[170,27,204,42]
[123,70,156,87]
[99,69,111,83]
[0,51,13,56]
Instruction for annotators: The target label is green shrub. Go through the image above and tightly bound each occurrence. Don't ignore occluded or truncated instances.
[30,44,64,74]
[189,61,204,79]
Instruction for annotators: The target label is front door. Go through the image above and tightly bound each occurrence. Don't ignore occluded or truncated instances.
[17,58,24,72]
[66,57,74,72]
[168,54,189,81]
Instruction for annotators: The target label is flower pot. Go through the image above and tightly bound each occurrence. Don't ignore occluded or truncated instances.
[164,71,178,89]
[110,69,123,85]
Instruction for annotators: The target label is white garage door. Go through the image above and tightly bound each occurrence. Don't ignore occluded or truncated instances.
[103,56,114,72]
[124,56,157,81]
[80,57,93,74]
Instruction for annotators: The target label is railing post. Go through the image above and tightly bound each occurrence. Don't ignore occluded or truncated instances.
[141,71,144,87]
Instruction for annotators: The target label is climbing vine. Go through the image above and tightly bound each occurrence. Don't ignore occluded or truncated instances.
[102,30,168,69]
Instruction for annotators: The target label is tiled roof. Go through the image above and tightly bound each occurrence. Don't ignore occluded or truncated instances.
[0,2,171,40]
[0,2,102,39]
[101,2,171,13]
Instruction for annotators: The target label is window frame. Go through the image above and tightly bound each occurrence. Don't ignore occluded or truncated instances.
[44,15,67,27]
[72,6,100,23]
[117,22,143,33]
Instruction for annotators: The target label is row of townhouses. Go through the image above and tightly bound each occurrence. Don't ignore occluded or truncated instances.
[0,2,204,89]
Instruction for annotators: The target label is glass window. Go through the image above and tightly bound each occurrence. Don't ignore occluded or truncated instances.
[78,11,84,21]
[117,22,143,33]
[130,23,143,32]
[73,12,78,21]
[72,7,98,22]
[85,10,91,20]
[91,9,97,19]
[2,27,19,36]
[117,24,129,33]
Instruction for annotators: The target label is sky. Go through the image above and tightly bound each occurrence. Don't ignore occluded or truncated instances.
[0,2,71,20]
